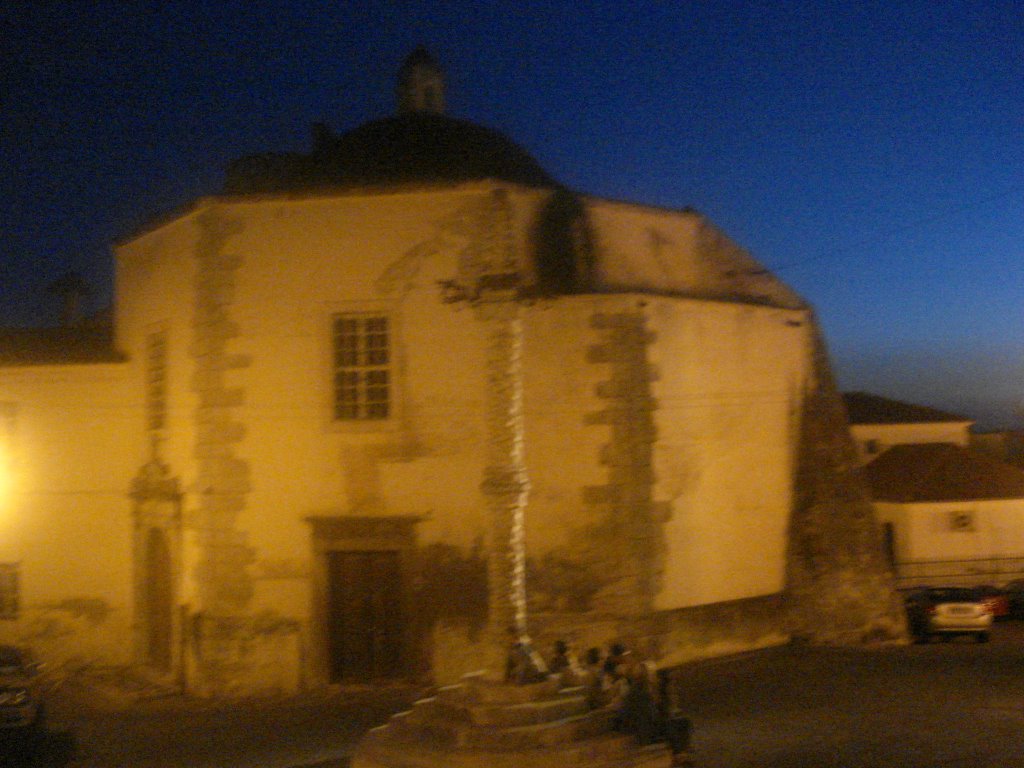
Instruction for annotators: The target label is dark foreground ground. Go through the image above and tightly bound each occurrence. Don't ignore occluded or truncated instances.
[9,623,1024,767]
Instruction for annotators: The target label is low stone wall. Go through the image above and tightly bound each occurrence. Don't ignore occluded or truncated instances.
[186,611,302,697]
[0,600,132,672]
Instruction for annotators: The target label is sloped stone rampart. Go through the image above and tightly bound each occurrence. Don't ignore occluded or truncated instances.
[785,318,907,643]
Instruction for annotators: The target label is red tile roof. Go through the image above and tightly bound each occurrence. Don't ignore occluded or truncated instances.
[843,391,969,425]
[0,327,124,366]
[864,443,1024,502]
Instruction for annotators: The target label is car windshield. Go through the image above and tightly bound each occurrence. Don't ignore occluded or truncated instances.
[930,588,978,603]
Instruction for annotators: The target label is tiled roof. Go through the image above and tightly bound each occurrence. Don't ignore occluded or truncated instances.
[0,327,125,366]
[843,391,969,425]
[864,443,1024,502]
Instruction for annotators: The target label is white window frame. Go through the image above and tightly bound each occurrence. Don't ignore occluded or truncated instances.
[328,307,399,428]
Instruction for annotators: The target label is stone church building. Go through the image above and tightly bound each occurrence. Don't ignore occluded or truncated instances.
[0,50,902,696]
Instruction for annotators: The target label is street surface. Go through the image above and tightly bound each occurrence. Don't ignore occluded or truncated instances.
[10,623,1024,767]
[674,622,1024,768]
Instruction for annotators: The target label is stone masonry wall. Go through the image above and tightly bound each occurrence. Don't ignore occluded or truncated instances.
[578,310,668,617]
[189,209,276,695]
[784,317,906,643]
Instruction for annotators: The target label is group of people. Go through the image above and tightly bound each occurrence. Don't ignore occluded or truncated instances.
[506,634,693,766]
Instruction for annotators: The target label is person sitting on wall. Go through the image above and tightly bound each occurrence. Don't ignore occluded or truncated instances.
[611,652,661,745]
[504,628,549,685]
[657,667,695,767]
[607,650,695,766]
[548,639,586,686]
[581,646,608,708]
[604,642,628,677]
[549,639,572,675]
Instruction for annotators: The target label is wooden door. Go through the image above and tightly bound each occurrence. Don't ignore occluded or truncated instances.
[326,550,402,681]
[144,527,173,672]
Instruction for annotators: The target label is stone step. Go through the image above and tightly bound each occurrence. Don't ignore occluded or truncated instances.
[408,691,591,727]
[352,728,673,768]
[437,674,570,706]
[386,707,618,752]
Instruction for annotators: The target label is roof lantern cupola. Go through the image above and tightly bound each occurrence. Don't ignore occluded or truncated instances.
[397,46,446,115]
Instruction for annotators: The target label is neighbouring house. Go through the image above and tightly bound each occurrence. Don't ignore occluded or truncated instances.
[0,50,901,697]
[971,430,1024,470]
[843,391,974,466]
[845,392,1024,588]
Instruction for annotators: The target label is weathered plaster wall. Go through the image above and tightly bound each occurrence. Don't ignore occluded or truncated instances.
[648,300,811,609]
[586,199,804,309]
[0,363,135,664]
[222,190,495,551]
[201,190,504,683]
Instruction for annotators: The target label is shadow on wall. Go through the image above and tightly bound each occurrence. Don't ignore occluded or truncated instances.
[414,542,489,640]
[413,541,604,640]
[527,552,602,613]
[530,188,597,296]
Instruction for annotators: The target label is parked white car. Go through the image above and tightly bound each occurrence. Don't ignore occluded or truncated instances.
[903,587,993,642]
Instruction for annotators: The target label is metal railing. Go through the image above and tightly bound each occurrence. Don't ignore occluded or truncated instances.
[894,556,1024,589]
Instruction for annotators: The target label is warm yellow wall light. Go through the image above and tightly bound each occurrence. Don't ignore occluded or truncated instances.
[0,441,11,512]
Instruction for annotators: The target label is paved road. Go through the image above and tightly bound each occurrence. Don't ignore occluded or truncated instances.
[12,623,1024,767]
[14,682,422,767]
[673,622,1024,767]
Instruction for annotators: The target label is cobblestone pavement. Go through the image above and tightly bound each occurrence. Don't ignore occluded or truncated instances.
[12,622,1024,767]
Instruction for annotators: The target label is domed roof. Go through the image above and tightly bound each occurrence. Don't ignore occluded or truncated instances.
[223,49,558,195]
[223,112,557,194]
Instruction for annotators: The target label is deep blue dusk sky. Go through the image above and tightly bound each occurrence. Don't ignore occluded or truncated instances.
[2,2,1022,427]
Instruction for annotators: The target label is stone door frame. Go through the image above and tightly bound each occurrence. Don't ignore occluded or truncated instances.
[130,458,184,687]
[306,515,421,686]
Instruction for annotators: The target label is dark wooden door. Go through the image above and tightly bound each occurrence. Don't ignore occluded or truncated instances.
[326,550,402,681]
[144,527,173,672]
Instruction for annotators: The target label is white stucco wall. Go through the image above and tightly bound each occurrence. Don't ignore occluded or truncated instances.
[116,214,202,491]
[851,421,972,465]
[876,498,1024,563]
[519,299,614,553]
[219,190,497,559]
[648,300,811,609]
[10,178,821,682]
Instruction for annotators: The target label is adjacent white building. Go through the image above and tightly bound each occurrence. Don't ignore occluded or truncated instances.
[844,391,973,466]
[845,392,1024,587]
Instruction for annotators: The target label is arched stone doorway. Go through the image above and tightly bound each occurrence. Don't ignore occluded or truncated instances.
[130,458,183,683]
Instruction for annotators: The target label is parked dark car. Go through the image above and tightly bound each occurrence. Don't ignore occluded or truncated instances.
[903,587,993,642]
[1003,578,1024,619]
[975,584,1010,619]
[0,645,45,737]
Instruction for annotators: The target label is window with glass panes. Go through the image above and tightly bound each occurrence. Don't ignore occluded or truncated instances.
[146,331,168,432]
[332,314,390,420]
